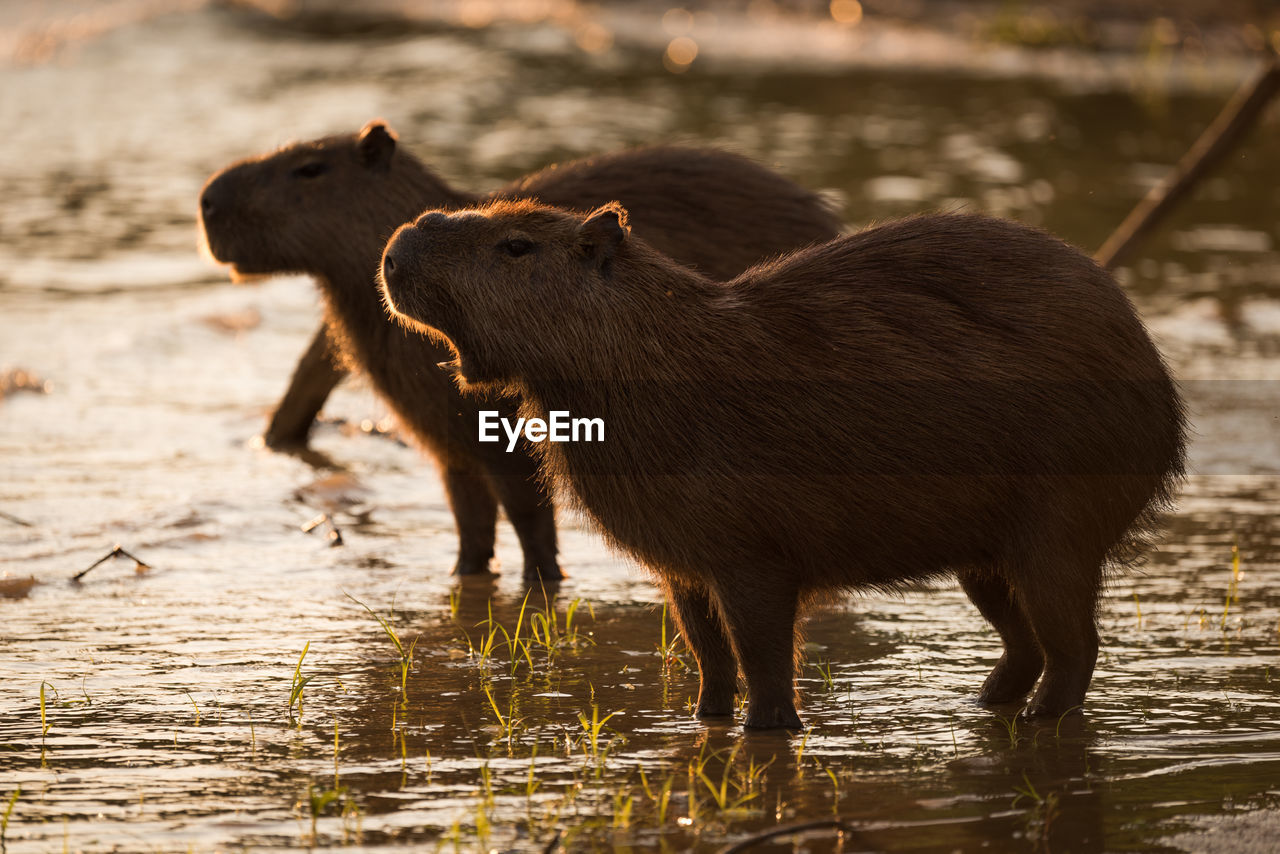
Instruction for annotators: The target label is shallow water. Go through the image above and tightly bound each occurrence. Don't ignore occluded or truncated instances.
[2,4,1279,852]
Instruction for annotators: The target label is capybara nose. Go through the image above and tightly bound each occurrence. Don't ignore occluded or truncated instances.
[200,184,224,220]
[415,211,450,230]
[383,232,415,282]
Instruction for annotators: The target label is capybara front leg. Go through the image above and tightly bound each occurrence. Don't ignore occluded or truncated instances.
[666,580,738,717]
[488,473,561,583]
[1016,555,1102,718]
[958,569,1045,704]
[264,323,348,449]
[441,465,498,576]
[710,577,802,730]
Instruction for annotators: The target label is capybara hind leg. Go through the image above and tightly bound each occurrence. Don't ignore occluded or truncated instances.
[442,466,498,576]
[666,581,738,716]
[711,577,802,730]
[1016,556,1101,718]
[958,569,1044,704]
[488,474,561,582]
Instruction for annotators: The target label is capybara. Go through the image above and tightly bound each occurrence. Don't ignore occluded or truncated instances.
[378,200,1186,728]
[199,121,842,581]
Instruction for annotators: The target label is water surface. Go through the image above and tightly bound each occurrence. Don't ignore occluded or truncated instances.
[2,5,1279,851]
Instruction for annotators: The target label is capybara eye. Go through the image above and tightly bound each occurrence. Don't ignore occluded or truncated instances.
[499,238,535,257]
[292,161,329,179]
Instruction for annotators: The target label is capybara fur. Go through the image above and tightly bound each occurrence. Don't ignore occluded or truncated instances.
[379,201,1187,728]
[199,121,842,582]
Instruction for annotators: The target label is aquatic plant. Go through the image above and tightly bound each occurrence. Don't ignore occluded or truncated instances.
[301,780,358,847]
[811,658,835,691]
[531,593,592,656]
[611,790,634,828]
[484,682,525,751]
[993,711,1023,748]
[1013,772,1061,852]
[657,600,686,675]
[576,703,620,767]
[688,743,768,817]
[1,786,19,854]
[497,591,534,677]
[38,683,52,744]
[287,641,312,726]
[183,691,201,726]
[346,592,419,725]
[638,764,675,825]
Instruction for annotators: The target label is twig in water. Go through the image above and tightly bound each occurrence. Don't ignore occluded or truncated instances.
[302,514,344,547]
[0,511,33,527]
[719,818,873,853]
[72,545,150,582]
[1096,49,1280,269]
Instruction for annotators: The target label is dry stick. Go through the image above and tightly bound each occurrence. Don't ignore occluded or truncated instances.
[719,819,873,853]
[1095,50,1280,270]
[302,513,344,547]
[73,545,151,582]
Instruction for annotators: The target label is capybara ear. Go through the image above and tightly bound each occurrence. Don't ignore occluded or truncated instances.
[357,121,398,171]
[576,203,630,269]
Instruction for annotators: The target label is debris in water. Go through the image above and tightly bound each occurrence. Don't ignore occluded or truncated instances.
[0,511,34,527]
[294,473,370,513]
[0,573,37,599]
[0,369,51,400]
[302,513,344,547]
[72,545,151,582]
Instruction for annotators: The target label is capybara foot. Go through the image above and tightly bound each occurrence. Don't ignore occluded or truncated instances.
[1022,675,1088,719]
[695,686,737,718]
[453,554,496,576]
[977,655,1044,705]
[743,703,803,730]
[522,558,563,583]
[262,429,307,451]
[1023,698,1085,720]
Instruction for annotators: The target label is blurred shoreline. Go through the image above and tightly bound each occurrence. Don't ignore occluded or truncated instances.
[4,0,1277,91]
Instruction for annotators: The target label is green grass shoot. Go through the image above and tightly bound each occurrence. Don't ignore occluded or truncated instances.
[288,641,313,725]
[1,786,19,851]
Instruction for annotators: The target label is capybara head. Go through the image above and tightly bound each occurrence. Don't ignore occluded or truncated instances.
[380,200,647,390]
[200,121,446,279]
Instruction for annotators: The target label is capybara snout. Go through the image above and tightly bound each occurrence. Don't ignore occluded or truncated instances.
[381,200,1186,729]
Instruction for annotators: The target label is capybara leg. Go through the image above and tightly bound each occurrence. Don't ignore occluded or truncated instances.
[666,581,738,716]
[711,578,802,730]
[958,569,1044,704]
[488,474,561,583]
[264,323,348,449]
[1016,556,1101,718]
[441,466,498,576]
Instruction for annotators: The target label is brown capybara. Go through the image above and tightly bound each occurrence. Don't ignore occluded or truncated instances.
[378,200,1187,728]
[198,121,842,582]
